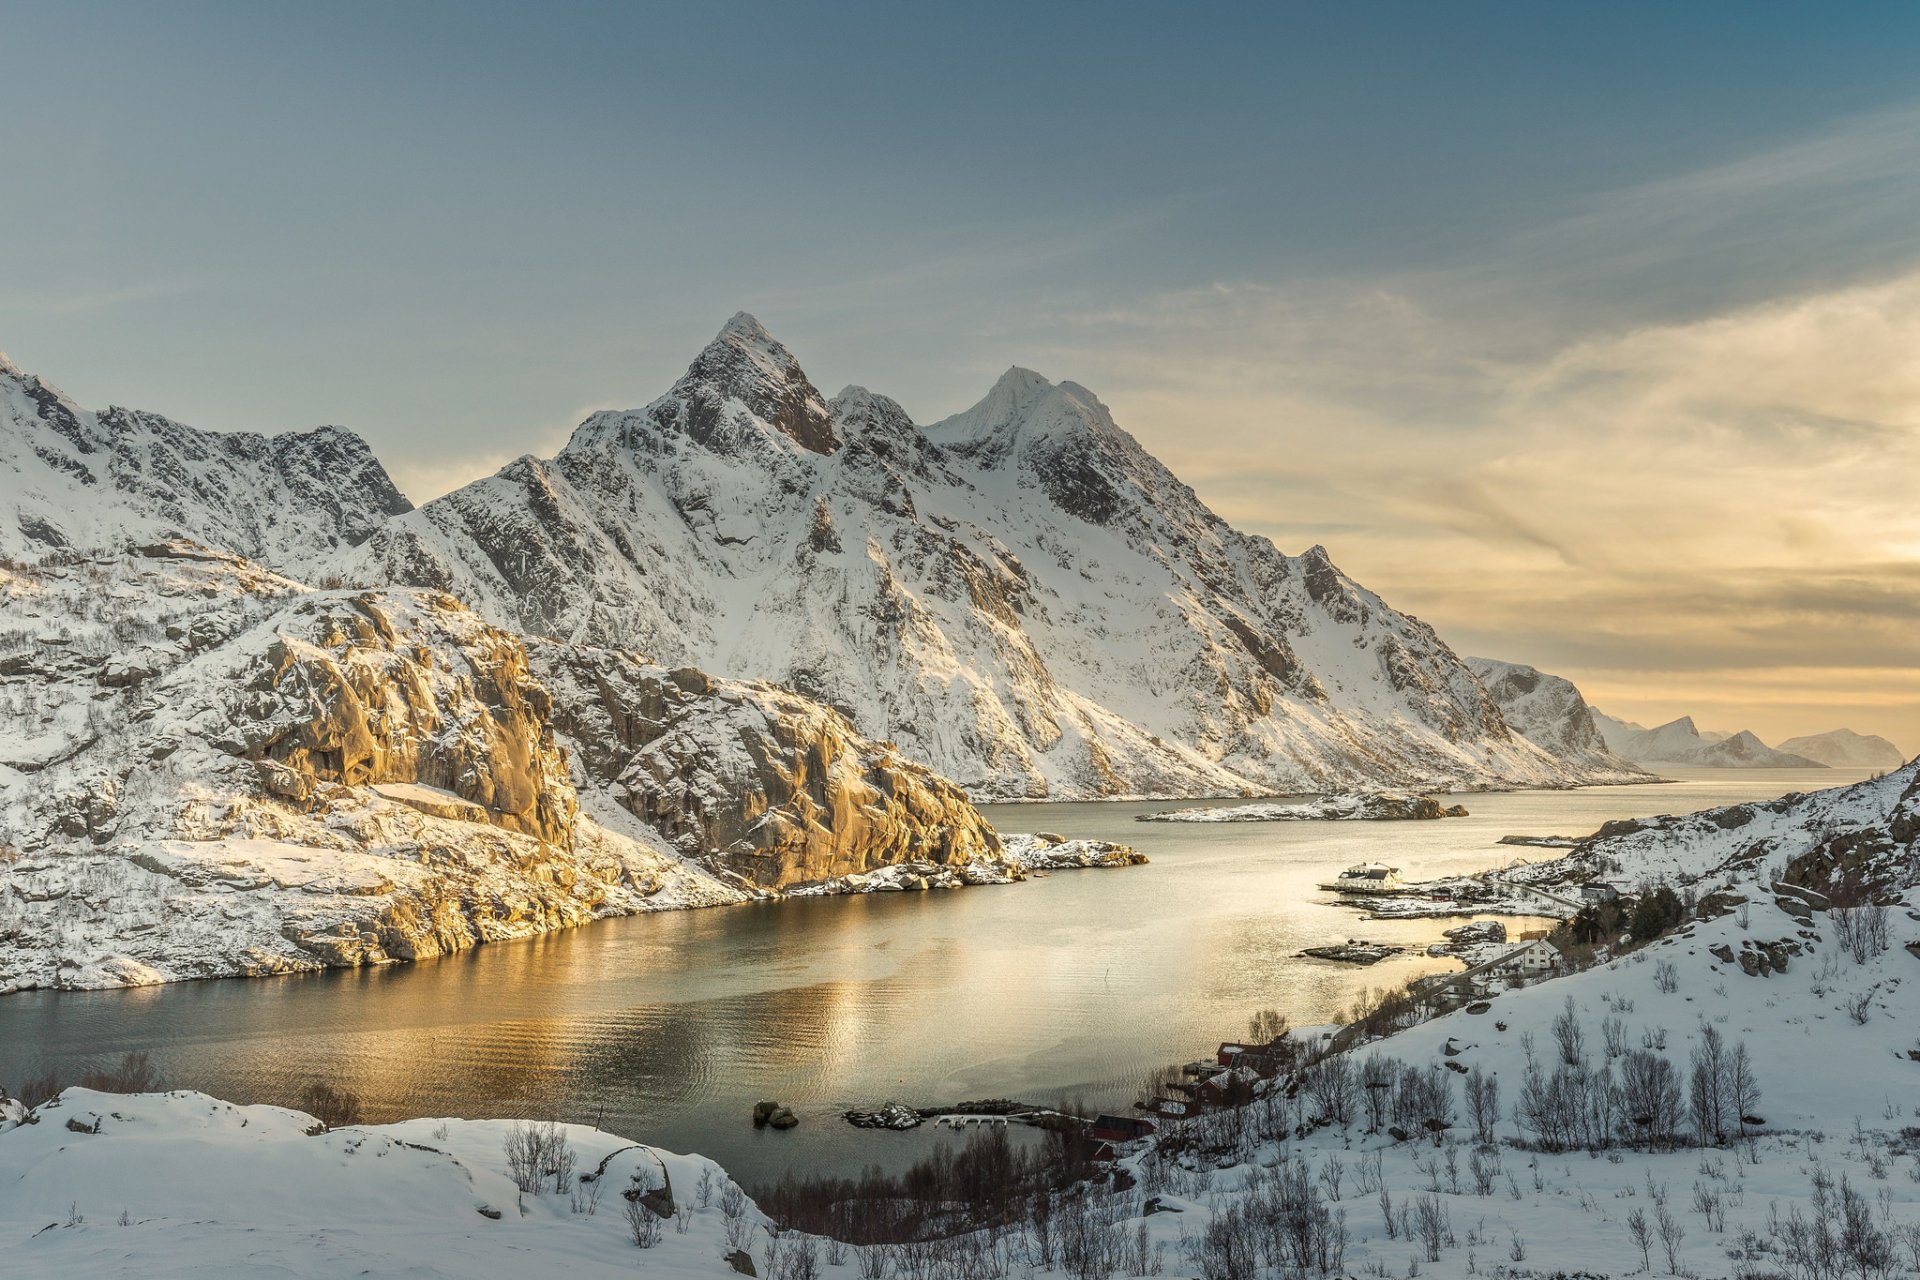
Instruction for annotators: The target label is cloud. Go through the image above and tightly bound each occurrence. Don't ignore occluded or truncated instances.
[1002,107,1920,748]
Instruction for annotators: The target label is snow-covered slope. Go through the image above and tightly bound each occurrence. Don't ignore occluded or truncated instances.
[346,315,1616,800]
[0,548,1033,992]
[1515,755,1920,895]
[1776,727,1906,770]
[0,351,411,576]
[0,1090,767,1279]
[1595,710,1827,768]
[1466,657,1652,782]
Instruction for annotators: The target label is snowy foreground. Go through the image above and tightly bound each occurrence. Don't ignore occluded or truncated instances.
[6,767,1919,1277]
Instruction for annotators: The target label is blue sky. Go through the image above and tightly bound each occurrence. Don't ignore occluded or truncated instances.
[4,2,1918,743]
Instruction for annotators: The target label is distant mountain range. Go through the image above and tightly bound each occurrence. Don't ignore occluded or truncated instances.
[1591,711,1905,771]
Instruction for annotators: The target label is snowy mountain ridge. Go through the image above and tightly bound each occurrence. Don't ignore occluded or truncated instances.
[0,352,412,577]
[344,316,1628,800]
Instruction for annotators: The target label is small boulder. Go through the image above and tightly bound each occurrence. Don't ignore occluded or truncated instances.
[769,1107,799,1130]
[752,1100,780,1127]
[725,1249,758,1276]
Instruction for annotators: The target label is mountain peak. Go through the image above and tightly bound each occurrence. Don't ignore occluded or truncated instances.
[0,349,20,378]
[717,310,777,349]
[675,313,837,454]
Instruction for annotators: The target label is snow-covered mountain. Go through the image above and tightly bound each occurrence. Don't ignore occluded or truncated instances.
[1775,727,1906,770]
[1465,657,1651,782]
[1593,711,1826,768]
[346,315,1617,799]
[0,547,1050,991]
[0,350,411,576]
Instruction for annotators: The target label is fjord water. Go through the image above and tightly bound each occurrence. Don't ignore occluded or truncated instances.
[1,769,1861,1184]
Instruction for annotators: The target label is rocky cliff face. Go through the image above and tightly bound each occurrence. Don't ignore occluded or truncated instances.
[0,351,411,575]
[1466,657,1652,784]
[346,316,1616,799]
[0,551,1011,990]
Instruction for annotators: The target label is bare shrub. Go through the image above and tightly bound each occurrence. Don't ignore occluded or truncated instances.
[1831,903,1890,964]
[1627,1207,1653,1270]
[299,1080,363,1130]
[1656,1205,1686,1272]
[503,1119,575,1194]
[625,1196,663,1247]
[1553,996,1585,1066]
[79,1051,157,1094]
[1654,960,1680,994]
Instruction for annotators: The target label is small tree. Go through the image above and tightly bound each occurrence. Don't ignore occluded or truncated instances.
[1627,1207,1653,1271]
[1553,996,1585,1067]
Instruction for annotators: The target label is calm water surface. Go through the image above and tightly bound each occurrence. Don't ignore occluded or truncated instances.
[0,768,1860,1183]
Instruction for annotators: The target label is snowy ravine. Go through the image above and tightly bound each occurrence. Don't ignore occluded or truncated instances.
[0,547,1118,992]
[4,765,1918,1277]
[345,315,1630,800]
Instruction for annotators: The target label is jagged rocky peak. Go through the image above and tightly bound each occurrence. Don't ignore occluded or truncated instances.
[568,312,838,458]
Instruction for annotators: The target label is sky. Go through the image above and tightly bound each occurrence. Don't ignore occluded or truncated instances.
[3,1,1917,750]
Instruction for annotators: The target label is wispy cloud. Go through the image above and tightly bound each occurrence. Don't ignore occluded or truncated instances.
[1004,104,1920,747]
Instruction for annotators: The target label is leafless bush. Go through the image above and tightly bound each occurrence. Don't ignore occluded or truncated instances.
[625,1196,663,1247]
[1305,1054,1358,1128]
[1627,1207,1653,1270]
[1554,996,1586,1066]
[1619,1049,1685,1149]
[1412,1192,1451,1262]
[299,1080,362,1130]
[1656,1204,1686,1272]
[1692,1180,1726,1232]
[79,1051,158,1094]
[1466,1066,1500,1145]
[1602,1013,1629,1060]
[1831,903,1889,964]
[16,1069,63,1108]
[1654,960,1680,994]
[503,1119,575,1194]
[1470,1147,1500,1196]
